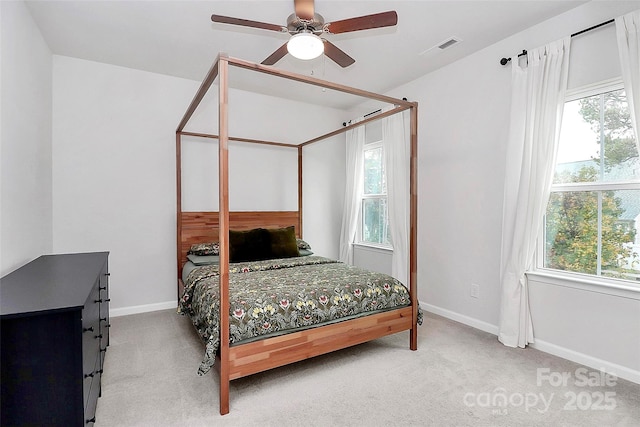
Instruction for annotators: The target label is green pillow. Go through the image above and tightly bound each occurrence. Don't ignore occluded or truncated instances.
[268,226,300,259]
[229,228,271,262]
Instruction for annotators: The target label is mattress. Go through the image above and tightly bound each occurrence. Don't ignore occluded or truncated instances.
[181,260,199,284]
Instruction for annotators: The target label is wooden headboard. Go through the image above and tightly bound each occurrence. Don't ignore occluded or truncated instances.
[178,210,300,275]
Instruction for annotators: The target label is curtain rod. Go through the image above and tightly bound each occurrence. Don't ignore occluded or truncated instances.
[499,18,615,65]
[342,98,407,126]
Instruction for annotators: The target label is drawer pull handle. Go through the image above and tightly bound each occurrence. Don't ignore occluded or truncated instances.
[83,327,94,332]
[105,272,111,276]
[99,286,107,291]
[104,298,111,302]
[100,348,107,353]
[84,369,103,379]
[94,299,103,304]
[94,334,103,339]
[86,416,96,424]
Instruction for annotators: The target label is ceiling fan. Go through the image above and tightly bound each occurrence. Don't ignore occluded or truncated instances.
[211,0,398,68]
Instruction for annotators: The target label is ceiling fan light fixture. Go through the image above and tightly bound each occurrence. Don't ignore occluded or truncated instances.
[287,31,324,60]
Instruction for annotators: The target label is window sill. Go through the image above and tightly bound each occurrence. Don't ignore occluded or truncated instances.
[526,269,640,301]
[353,242,393,253]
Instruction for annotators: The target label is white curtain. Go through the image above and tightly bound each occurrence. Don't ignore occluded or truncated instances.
[339,118,365,264]
[616,10,640,154]
[382,110,410,285]
[499,37,571,348]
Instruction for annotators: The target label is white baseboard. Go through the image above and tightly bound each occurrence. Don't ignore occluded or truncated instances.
[530,339,640,385]
[420,301,499,335]
[421,301,640,385]
[110,300,177,318]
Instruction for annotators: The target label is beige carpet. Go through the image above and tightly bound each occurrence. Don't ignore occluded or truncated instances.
[95,309,639,426]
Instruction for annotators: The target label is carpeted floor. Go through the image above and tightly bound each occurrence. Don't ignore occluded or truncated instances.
[94,309,639,426]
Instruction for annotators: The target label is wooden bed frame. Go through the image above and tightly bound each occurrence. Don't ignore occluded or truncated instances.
[176,54,418,415]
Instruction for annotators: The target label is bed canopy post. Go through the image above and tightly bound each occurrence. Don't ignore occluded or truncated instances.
[409,103,418,351]
[298,145,303,237]
[176,132,182,291]
[218,55,231,415]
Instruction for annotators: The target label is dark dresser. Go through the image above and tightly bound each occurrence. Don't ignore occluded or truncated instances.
[0,252,110,426]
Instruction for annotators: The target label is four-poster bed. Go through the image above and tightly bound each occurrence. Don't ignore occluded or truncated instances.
[176,54,419,415]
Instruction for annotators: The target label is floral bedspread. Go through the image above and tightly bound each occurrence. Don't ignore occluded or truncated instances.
[178,256,412,375]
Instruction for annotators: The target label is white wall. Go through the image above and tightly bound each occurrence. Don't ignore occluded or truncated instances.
[302,134,345,259]
[353,245,392,276]
[528,275,640,382]
[181,137,299,212]
[52,55,346,314]
[0,1,53,276]
[384,1,640,382]
[52,56,193,313]
[180,85,347,214]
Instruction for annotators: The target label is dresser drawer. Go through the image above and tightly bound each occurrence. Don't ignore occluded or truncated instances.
[84,353,102,425]
[82,330,101,407]
[1,310,85,426]
[81,282,101,381]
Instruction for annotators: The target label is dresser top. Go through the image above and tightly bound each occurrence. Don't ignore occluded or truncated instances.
[0,252,109,317]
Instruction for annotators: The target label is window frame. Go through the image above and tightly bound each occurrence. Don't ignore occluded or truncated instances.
[358,139,392,249]
[534,77,640,288]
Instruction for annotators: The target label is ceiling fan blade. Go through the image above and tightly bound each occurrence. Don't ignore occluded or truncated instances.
[294,0,315,21]
[261,43,289,66]
[211,14,286,32]
[326,11,397,34]
[323,40,355,68]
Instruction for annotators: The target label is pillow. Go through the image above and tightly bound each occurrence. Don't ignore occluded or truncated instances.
[298,249,314,257]
[188,242,219,256]
[186,254,220,266]
[296,238,311,250]
[267,226,300,259]
[229,228,271,262]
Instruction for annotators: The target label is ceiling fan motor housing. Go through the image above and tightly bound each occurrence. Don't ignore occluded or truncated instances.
[286,13,326,34]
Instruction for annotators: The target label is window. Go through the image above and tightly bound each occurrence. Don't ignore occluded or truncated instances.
[540,80,640,282]
[360,139,391,247]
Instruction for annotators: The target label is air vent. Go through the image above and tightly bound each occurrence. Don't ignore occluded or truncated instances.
[419,36,462,56]
[438,37,461,50]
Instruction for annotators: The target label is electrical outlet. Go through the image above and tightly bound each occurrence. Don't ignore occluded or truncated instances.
[470,283,480,299]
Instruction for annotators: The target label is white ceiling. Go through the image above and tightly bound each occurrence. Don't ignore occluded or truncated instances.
[26,0,589,109]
